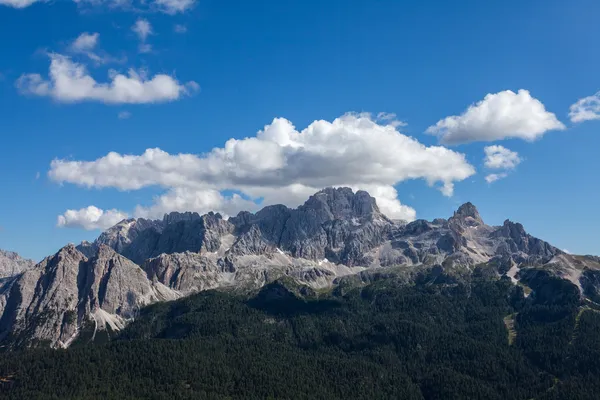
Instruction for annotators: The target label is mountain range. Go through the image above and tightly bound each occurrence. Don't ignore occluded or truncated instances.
[0,187,598,349]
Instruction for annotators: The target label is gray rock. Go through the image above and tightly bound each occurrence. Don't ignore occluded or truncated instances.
[0,250,35,278]
[0,244,179,349]
[143,252,223,294]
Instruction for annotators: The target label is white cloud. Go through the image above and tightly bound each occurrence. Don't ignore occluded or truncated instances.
[174,24,187,33]
[376,112,406,128]
[5,0,195,12]
[134,187,259,219]
[484,173,508,184]
[71,32,99,53]
[0,0,42,8]
[57,206,129,230]
[132,18,152,41]
[138,43,153,54]
[50,113,475,224]
[426,89,565,144]
[132,19,153,53]
[569,91,600,123]
[69,32,117,64]
[118,111,131,119]
[17,53,198,104]
[483,145,522,170]
[155,0,195,13]
[483,145,521,184]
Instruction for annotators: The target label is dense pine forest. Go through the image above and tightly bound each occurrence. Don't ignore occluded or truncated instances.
[0,267,599,399]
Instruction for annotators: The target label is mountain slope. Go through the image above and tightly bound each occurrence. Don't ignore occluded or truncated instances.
[1,273,598,399]
[0,245,179,349]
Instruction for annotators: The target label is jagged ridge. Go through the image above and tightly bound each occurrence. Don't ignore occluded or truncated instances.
[0,187,597,349]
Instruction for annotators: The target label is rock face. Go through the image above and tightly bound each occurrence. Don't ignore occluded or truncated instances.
[0,187,595,349]
[0,244,178,349]
[0,250,35,278]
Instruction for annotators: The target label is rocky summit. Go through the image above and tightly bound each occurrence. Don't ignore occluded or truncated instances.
[0,187,598,349]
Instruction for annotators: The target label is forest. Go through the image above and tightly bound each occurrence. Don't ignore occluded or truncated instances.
[0,267,599,399]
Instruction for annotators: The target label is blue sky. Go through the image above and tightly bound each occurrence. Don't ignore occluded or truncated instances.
[1,0,599,261]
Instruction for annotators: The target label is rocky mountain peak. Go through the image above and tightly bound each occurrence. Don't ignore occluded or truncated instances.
[56,243,86,262]
[163,211,202,225]
[451,202,484,227]
[301,187,381,221]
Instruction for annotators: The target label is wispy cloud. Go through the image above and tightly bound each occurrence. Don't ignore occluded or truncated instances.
[569,91,600,123]
[3,0,198,14]
[174,24,188,33]
[132,18,154,53]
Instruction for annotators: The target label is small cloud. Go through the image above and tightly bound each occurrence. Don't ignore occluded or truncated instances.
[17,53,198,104]
[569,91,600,123]
[138,43,153,54]
[376,112,407,128]
[174,24,187,33]
[132,19,154,54]
[562,249,571,254]
[483,145,521,184]
[57,206,128,230]
[118,111,131,119]
[70,32,99,53]
[484,145,522,170]
[427,89,565,144]
[4,0,197,13]
[132,18,152,41]
[35,171,40,180]
[68,32,122,65]
[0,0,43,8]
[155,0,195,14]
[485,173,508,184]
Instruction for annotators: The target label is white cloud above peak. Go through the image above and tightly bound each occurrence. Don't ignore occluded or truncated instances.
[484,173,508,184]
[483,145,522,184]
[51,113,476,225]
[483,145,522,170]
[426,89,565,144]
[17,53,198,104]
[569,91,600,123]
[57,206,128,230]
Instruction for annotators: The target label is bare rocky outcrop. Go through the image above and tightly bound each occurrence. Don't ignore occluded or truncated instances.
[143,252,223,294]
[0,244,179,349]
[0,250,35,278]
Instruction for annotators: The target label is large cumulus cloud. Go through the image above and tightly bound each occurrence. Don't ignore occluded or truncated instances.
[51,113,476,228]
